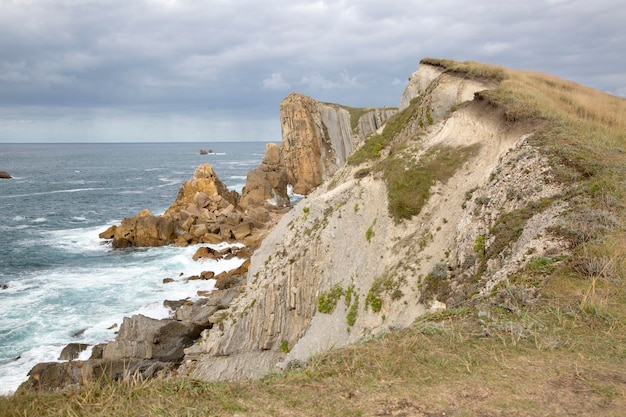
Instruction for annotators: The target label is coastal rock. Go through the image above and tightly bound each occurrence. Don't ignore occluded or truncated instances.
[18,359,177,392]
[59,343,89,360]
[239,143,290,211]
[0,170,12,179]
[279,93,395,195]
[103,314,201,363]
[112,209,175,248]
[175,288,239,328]
[98,225,116,239]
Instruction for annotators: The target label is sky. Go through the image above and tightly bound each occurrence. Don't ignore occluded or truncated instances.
[0,0,624,143]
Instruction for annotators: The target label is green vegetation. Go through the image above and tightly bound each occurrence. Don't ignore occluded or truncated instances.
[346,294,359,327]
[280,340,290,354]
[366,274,406,312]
[365,218,376,242]
[385,144,481,221]
[474,234,486,259]
[317,284,344,314]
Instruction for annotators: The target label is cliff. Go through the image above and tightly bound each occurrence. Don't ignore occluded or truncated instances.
[279,93,396,195]
[180,59,575,381]
[10,58,626,415]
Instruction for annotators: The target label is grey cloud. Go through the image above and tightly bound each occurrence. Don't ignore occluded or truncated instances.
[0,0,624,142]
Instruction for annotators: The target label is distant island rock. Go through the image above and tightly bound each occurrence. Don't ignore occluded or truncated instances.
[0,171,11,179]
[199,149,214,155]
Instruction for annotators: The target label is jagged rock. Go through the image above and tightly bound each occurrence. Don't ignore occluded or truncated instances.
[201,271,215,279]
[240,143,290,210]
[175,288,239,328]
[98,225,116,239]
[214,259,250,290]
[111,209,175,248]
[279,93,395,195]
[103,315,200,363]
[0,170,11,179]
[90,343,106,359]
[59,343,89,360]
[193,246,220,261]
[164,164,235,220]
[18,359,177,392]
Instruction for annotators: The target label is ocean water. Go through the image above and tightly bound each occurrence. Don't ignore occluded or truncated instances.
[0,142,270,395]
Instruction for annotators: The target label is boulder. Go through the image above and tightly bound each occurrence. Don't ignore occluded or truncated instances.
[193,246,220,261]
[59,343,89,360]
[0,170,11,179]
[240,143,290,209]
[175,288,239,328]
[112,209,175,248]
[18,359,177,392]
[214,259,250,290]
[102,315,200,363]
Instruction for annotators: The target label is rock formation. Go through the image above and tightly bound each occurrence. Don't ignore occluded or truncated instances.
[178,60,567,383]
[279,93,395,195]
[0,170,11,179]
[239,143,290,211]
[29,58,586,392]
[101,145,289,249]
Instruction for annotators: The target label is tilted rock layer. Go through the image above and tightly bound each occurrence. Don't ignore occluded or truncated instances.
[279,92,395,194]
[180,61,566,381]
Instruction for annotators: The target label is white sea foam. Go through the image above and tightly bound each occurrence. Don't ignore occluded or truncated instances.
[118,190,145,194]
[0,345,61,396]
[1,188,116,199]
[0,239,245,394]
[13,216,24,221]
[31,217,47,223]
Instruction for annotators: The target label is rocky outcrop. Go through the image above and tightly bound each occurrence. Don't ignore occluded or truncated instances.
[279,93,396,195]
[102,155,283,248]
[178,61,568,384]
[0,170,11,179]
[108,209,176,248]
[239,143,290,211]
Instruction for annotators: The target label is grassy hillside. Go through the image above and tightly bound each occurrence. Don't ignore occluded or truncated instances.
[2,59,625,416]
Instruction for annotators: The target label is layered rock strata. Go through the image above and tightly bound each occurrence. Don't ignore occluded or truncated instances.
[279,93,396,195]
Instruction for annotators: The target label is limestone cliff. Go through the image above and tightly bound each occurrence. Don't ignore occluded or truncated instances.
[279,93,395,195]
[180,60,567,381]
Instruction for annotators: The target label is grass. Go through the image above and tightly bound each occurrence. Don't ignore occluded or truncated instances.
[3,59,626,416]
[317,284,344,314]
[385,144,481,222]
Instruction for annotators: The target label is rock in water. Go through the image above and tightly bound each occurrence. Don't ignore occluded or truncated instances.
[59,343,89,360]
[112,209,175,248]
[0,170,11,179]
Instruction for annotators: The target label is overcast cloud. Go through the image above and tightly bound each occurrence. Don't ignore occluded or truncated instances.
[0,0,624,142]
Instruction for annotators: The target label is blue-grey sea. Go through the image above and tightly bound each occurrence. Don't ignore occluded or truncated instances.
[0,142,270,394]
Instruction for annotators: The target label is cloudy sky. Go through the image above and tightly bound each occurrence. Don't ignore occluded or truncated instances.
[1,0,624,143]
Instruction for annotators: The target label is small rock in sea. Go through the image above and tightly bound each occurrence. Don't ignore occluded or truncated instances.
[107,323,118,330]
[0,170,12,179]
[72,328,87,337]
[163,277,175,284]
[1,283,8,290]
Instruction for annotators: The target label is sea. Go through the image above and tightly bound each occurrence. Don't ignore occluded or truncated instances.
[0,141,272,395]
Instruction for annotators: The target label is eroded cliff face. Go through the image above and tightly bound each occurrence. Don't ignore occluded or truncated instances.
[279,93,395,195]
[180,62,567,382]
